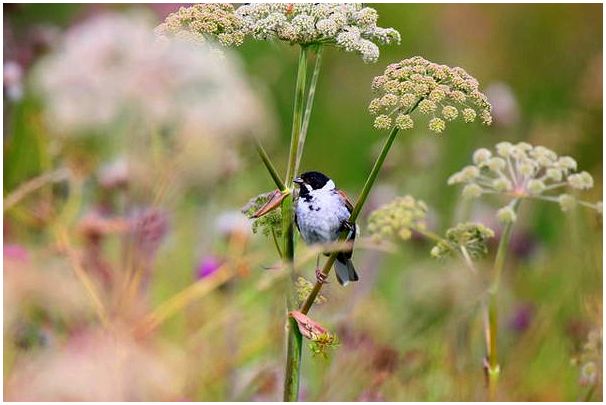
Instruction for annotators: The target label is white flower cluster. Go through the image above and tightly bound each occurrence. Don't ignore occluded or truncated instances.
[448,142,602,221]
[235,3,400,63]
[155,3,246,47]
[35,13,266,139]
[369,56,492,133]
[34,13,271,190]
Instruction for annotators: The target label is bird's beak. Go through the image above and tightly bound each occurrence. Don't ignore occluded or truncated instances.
[293,177,304,186]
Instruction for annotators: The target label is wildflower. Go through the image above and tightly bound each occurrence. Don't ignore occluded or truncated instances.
[368,56,492,132]
[395,114,414,130]
[462,184,483,199]
[448,142,601,215]
[462,108,477,123]
[155,4,246,47]
[442,105,459,121]
[34,13,268,141]
[496,206,517,224]
[431,222,495,260]
[373,114,392,130]
[367,195,428,241]
[196,256,223,279]
[428,117,446,133]
[234,4,400,62]
[242,191,283,239]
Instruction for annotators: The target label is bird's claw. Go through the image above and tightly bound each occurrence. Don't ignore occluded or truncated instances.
[340,220,354,233]
[315,268,329,285]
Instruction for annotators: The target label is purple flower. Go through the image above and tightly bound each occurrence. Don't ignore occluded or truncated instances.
[508,303,534,333]
[4,244,29,262]
[196,256,222,280]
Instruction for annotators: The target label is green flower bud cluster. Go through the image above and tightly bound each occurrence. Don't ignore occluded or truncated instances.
[241,191,283,238]
[448,142,602,218]
[369,56,492,133]
[309,332,339,359]
[155,4,246,47]
[295,277,326,305]
[367,195,428,241]
[430,222,495,260]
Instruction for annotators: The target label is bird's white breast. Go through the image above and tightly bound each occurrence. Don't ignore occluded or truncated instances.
[295,189,350,245]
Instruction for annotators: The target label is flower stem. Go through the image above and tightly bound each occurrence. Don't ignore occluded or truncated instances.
[283,45,309,402]
[300,126,401,315]
[295,46,323,172]
[285,46,308,185]
[485,198,521,399]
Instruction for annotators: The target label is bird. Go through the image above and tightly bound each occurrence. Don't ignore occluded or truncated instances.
[293,171,359,286]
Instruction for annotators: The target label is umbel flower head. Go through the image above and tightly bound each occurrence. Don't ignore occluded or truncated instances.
[448,142,602,222]
[369,56,492,133]
[430,222,495,260]
[367,195,428,241]
[155,3,246,47]
[235,3,400,63]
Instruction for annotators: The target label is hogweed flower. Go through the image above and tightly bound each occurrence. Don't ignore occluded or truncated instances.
[369,56,492,132]
[367,195,428,241]
[448,142,602,222]
[430,222,495,260]
[35,13,267,140]
[155,3,246,47]
[235,3,400,63]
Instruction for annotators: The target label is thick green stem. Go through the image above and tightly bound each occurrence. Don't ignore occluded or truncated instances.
[295,46,323,172]
[283,46,309,402]
[285,46,308,185]
[485,198,521,400]
[300,126,401,314]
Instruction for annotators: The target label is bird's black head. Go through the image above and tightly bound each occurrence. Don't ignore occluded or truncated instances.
[295,172,331,194]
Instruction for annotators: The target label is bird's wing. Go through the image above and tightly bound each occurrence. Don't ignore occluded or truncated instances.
[336,189,354,213]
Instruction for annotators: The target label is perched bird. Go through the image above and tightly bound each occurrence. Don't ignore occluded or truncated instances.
[293,171,358,286]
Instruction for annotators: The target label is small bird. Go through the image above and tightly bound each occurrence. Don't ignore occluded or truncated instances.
[293,171,358,286]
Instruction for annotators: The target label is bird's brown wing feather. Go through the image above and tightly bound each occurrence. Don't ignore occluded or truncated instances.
[336,189,354,213]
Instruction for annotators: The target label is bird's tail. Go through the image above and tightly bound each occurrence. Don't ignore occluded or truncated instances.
[334,253,359,286]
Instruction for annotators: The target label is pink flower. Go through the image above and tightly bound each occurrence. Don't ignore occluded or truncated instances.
[196,256,222,280]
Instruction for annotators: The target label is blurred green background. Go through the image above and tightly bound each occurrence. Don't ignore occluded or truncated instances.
[4,3,603,401]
